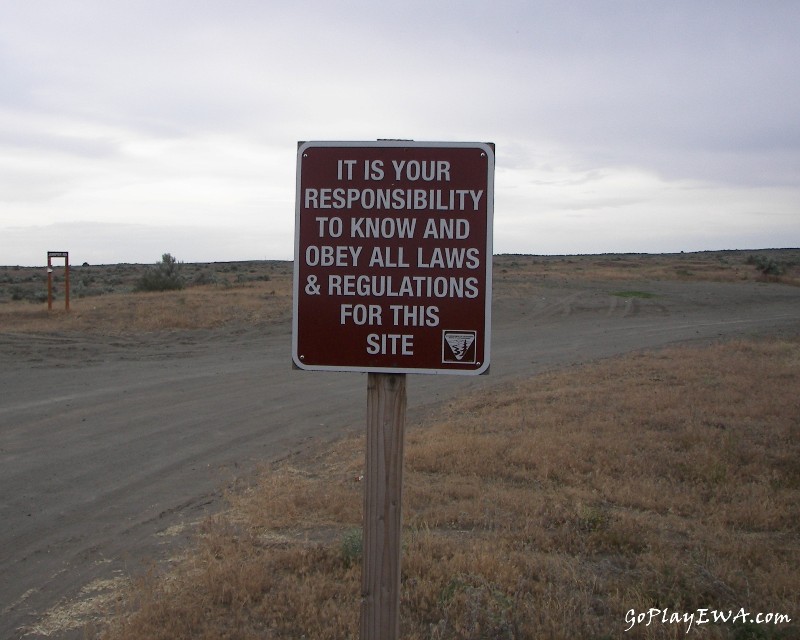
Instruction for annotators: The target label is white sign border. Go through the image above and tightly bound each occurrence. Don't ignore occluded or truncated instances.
[292,140,494,376]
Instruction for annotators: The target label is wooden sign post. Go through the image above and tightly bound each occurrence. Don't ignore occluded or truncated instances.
[360,373,406,639]
[292,141,494,639]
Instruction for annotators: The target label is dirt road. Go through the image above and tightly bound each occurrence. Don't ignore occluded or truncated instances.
[1,278,798,638]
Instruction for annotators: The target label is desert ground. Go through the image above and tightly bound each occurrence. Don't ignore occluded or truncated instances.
[1,250,798,638]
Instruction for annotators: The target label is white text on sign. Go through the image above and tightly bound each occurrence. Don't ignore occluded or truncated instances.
[304,189,483,211]
[337,159,453,182]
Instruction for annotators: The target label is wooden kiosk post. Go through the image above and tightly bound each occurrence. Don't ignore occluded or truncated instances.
[292,141,494,639]
[360,372,406,638]
[47,251,70,311]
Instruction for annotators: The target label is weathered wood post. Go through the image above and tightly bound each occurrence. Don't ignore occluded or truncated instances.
[360,372,406,639]
[64,253,70,311]
[47,255,53,311]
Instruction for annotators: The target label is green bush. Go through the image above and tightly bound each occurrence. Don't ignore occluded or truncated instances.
[746,254,785,277]
[134,253,185,292]
[192,270,217,286]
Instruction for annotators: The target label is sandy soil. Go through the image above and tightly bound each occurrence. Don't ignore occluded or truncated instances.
[1,272,799,639]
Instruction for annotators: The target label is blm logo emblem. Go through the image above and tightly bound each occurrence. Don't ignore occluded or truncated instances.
[442,330,477,364]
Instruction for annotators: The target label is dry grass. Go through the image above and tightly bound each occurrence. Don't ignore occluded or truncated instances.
[3,250,798,334]
[0,259,293,332]
[0,277,292,333]
[493,250,800,300]
[93,336,800,639]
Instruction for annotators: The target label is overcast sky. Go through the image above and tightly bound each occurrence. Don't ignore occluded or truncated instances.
[1,1,798,266]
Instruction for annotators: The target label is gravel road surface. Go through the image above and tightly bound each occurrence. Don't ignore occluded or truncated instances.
[1,278,798,638]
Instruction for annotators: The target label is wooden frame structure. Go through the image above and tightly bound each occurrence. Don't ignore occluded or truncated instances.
[47,251,70,311]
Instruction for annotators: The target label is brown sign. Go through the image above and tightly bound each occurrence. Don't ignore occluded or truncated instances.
[292,141,494,374]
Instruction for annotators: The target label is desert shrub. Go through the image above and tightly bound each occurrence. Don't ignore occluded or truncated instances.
[134,253,185,292]
[746,254,785,276]
[9,285,46,303]
[760,258,785,276]
[192,270,217,286]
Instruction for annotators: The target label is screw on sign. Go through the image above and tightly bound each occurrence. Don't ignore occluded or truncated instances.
[292,141,494,375]
[291,141,494,640]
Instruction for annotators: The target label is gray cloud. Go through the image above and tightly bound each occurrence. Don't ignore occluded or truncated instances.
[0,1,798,265]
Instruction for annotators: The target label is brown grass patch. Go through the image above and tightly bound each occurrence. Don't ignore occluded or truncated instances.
[92,336,800,639]
[3,250,798,334]
[0,277,292,333]
[0,259,293,333]
[493,250,800,299]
